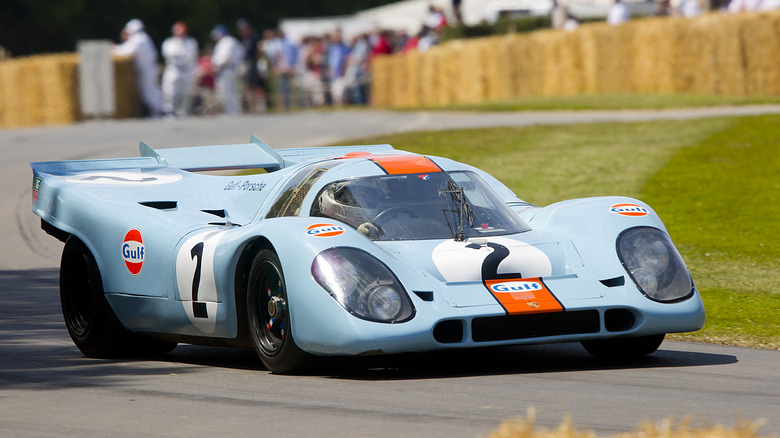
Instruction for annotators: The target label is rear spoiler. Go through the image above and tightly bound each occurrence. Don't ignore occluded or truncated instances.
[140,135,285,172]
[141,135,397,171]
[31,136,398,175]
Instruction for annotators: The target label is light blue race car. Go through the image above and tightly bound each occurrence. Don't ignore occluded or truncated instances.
[31,136,704,373]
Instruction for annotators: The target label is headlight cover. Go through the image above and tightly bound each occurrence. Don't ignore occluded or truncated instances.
[311,247,415,323]
[617,226,694,303]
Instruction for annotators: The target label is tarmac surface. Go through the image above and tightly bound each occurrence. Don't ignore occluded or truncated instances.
[1,108,779,437]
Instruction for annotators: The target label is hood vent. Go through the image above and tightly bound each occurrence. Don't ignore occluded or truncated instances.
[600,276,625,287]
[139,201,178,210]
[202,209,227,218]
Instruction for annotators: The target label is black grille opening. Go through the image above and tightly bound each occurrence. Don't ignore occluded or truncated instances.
[604,308,636,332]
[600,276,625,287]
[413,291,434,302]
[434,320,464,344]
[139,201,178,210]
[472,310,600,342]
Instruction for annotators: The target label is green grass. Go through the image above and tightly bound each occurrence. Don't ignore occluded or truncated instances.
[434,94,780,112]
[341,115,780,349]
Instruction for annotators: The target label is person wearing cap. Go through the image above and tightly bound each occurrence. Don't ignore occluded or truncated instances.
[210,24,244,115]
[112,19,164,118]
[161,21,199,117]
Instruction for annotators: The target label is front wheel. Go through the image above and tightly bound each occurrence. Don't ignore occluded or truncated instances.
[247,249,309,374]
[581,334,665,358]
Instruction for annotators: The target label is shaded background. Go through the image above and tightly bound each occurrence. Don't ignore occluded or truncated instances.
[0,0,397,57]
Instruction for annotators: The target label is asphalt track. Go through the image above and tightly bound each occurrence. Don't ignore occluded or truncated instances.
[2,108,779,437]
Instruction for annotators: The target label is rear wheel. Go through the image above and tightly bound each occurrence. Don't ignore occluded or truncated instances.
[60,236,176,357]
[247,249,309,374]
[581,334,665,358]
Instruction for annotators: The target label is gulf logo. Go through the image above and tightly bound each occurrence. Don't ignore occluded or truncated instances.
[489,280,543,294]
[306,223,345,237]
[610,203,648,217]
[122,228,145,276]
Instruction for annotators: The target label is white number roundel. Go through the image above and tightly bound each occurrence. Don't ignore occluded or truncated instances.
[176,230,227,333]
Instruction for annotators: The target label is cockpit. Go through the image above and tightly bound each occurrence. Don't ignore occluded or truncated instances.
[311,170,530,241]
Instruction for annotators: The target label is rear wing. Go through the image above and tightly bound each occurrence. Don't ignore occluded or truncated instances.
[32,135,397,175]
[140,135,284,171]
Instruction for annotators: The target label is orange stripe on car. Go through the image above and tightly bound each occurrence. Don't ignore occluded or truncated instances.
[370,155,442,175]
[484,278,564,315]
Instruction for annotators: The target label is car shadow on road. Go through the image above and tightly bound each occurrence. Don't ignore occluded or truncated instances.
[1,268,737,384]
[314,342,738,381]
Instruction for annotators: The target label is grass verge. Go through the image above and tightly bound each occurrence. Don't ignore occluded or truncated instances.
[433,94,780,112]
[341,115,780,349]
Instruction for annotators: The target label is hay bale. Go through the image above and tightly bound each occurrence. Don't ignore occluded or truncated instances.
[113,56,142,118]
[436,40,462,106]
[420,45,443,107]
[0,59,42,128]
[487,34,518,101]
[403,50,422,107]
[576,24,601,94]
[366,11,780,107]
[448,40,486,104]
[513,33,545,97]
[708,13,749,96]
[741,12,780,96]
[39,54,80,125]
[631,17,676,93]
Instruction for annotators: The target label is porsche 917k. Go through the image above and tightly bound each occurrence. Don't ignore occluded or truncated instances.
[30,136,704,373]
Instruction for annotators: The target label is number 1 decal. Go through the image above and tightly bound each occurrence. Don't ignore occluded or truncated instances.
[190,242,207,318]
[176,230,227,333]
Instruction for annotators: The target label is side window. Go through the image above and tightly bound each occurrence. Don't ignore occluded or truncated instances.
[266,163,337,218]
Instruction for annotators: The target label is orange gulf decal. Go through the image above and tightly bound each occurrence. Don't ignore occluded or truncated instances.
[369,155,442,175]
[484,278,564,315]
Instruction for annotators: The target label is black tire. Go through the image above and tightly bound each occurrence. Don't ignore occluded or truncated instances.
[60,236,128,357]
[60,236,177,358]
[247,249,309,373]
[581,334,665,358]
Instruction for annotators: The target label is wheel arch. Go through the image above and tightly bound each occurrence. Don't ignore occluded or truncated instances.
[233,236,276,346]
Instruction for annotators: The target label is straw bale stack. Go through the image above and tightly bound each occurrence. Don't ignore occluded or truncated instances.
[402,50,422,108]
[447,39,487,105]
[385,54,404,108]
[631,18,676,93]
[590,23,638,93]
[533,29,586,96]
[576,24,600,94]
[0,59,43,127]
[513,33,545,97]
[370,11,780,108]
[486,34,518,101]
[436,41,461,106]
[113,56,142,118]
[740,11,780,96]
[420,45,444,106]
[710,13,750,96]
[369,55,391,108]
[39,54,80,125]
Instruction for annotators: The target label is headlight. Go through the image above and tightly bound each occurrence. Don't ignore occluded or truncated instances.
[617,226,694,303]
[311,247,415,323]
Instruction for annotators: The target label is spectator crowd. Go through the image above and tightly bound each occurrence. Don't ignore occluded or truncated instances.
[111,6,450,119]
[112,0,777,118]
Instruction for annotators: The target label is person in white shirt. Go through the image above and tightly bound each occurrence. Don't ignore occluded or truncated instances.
[607,0,631,25]
[161,21,198,117]
[112,19,164,117]
[210,24,244,115]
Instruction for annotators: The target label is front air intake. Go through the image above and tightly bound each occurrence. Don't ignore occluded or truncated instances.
[472,310,600,342]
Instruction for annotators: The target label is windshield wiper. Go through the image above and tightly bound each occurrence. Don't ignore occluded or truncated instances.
[442,179,475,242]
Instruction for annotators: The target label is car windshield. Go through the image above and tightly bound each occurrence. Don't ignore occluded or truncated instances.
[310,171,530,241]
